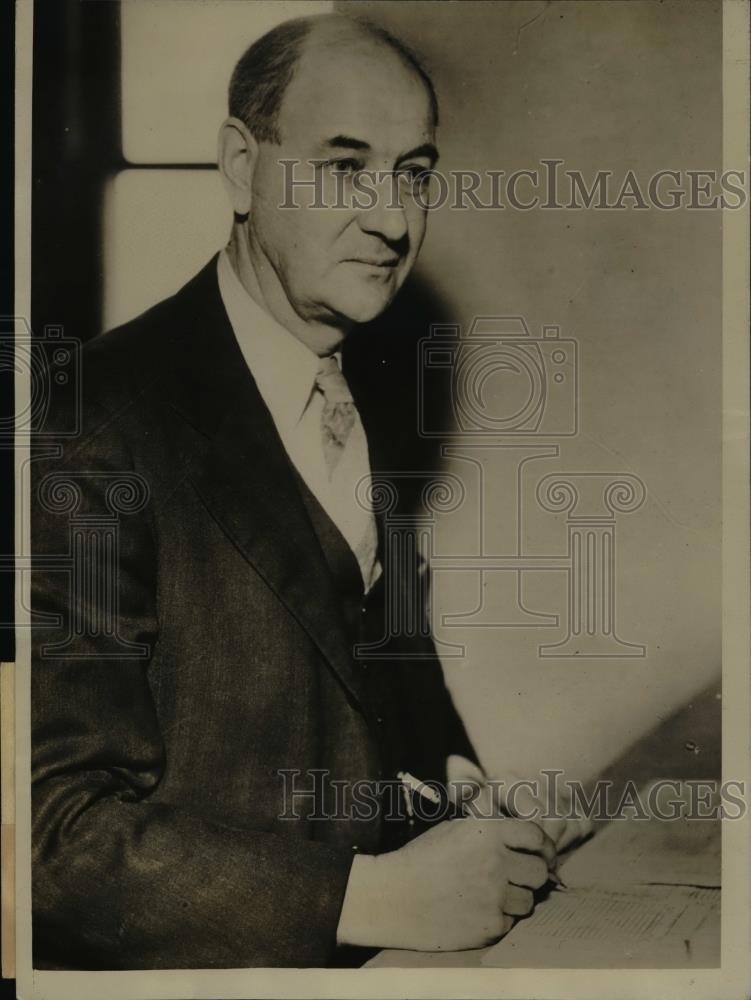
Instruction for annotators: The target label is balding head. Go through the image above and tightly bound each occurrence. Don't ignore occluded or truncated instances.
[228,13,438,144]
[219,11,438,349]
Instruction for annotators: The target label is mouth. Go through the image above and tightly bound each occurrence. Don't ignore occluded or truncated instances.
[347,258,400,269]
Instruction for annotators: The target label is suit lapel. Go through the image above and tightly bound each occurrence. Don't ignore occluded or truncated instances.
[162,259,370,717]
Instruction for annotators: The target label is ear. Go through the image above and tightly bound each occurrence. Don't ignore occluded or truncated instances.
[217,116,259,216]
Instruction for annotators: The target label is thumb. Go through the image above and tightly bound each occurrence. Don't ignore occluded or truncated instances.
[446,754,490,815]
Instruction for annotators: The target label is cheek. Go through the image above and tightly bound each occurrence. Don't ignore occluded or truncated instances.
[405,206,427,257]
[259,209,325,284]
[289,208,346,261]
[254,164,317,260]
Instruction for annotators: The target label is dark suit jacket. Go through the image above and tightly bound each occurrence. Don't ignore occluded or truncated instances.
[31,258,477,969]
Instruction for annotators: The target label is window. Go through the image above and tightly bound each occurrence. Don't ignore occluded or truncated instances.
[104,0,332,328]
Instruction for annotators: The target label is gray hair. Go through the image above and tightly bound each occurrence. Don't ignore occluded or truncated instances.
[228,14,439,143]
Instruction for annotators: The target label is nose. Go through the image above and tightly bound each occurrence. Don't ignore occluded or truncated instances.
[356,174,409,244]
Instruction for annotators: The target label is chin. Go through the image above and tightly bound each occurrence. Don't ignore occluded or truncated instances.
[330,283,399,325]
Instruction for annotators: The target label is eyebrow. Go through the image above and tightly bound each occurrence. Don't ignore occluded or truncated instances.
[324,135,371,152]
[400,143,439,166]
[322,136,439,166]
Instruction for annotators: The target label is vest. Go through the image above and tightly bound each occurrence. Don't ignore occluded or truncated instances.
[290,467,436,846]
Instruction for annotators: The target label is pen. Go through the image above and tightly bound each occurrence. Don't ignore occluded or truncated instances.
[397,770,444,807]
[397,769,467,822]
[548,869,568,891]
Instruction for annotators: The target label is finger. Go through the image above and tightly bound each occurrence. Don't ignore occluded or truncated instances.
[555,816,595,853]
[446,754,486,786]
[501,885,534,917]
[507,852,549,890]
[497,817,545,853]
[538,815,568,845]
[577,816,595,839]
[499,782,542,822]
[556,782,573,809]
[451,778,494,818]
[553,820,581,853]
[501,913,515,936]
[502,821,558,872]
[538,831,558,870]
[471,781,495,818]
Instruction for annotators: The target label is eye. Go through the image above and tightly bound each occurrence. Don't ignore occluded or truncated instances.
[399,164,427,181]
[328,158,362,175]
[397,164,431,189]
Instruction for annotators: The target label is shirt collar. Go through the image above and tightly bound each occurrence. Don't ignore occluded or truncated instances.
[217,249,330,433]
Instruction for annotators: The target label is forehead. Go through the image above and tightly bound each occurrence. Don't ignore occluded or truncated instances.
[278,36,434,154]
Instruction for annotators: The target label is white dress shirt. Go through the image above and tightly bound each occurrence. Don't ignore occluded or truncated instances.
[217,250,381,592]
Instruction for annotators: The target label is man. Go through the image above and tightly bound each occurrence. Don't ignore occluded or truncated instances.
[31,13,570,969]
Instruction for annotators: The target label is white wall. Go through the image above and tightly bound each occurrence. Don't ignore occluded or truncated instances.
[341,0,722,782]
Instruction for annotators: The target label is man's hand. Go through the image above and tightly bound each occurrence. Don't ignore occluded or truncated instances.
[336,816,551,952]
[495,771,594,851]
[447,755,593,852]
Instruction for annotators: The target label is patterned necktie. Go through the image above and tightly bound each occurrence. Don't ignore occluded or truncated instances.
[316,355,356,477]
[314,355,380,590]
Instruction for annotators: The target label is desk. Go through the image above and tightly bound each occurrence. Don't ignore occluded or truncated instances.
[366,683,721,969]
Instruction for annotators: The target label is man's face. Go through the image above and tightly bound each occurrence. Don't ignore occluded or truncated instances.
[248,36,437,327]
